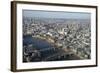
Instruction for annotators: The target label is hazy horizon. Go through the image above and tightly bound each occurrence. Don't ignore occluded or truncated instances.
[23,10,91,19]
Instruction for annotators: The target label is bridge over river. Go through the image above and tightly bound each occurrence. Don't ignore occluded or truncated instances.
[41,47,81,61]
[23,35,81,62]
[33,46,81,61]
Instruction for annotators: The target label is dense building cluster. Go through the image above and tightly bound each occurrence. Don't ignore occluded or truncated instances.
[23,17,91,62]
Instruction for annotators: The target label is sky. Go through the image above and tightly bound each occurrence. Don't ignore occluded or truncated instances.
[23,10,91,19]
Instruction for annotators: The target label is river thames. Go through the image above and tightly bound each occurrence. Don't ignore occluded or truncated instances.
[23,35,81,62]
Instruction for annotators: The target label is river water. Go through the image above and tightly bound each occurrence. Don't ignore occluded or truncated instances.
[23,35,81,62]
[23,35,53,50]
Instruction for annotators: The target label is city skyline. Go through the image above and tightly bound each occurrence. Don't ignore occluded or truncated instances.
[23,10,91,62]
